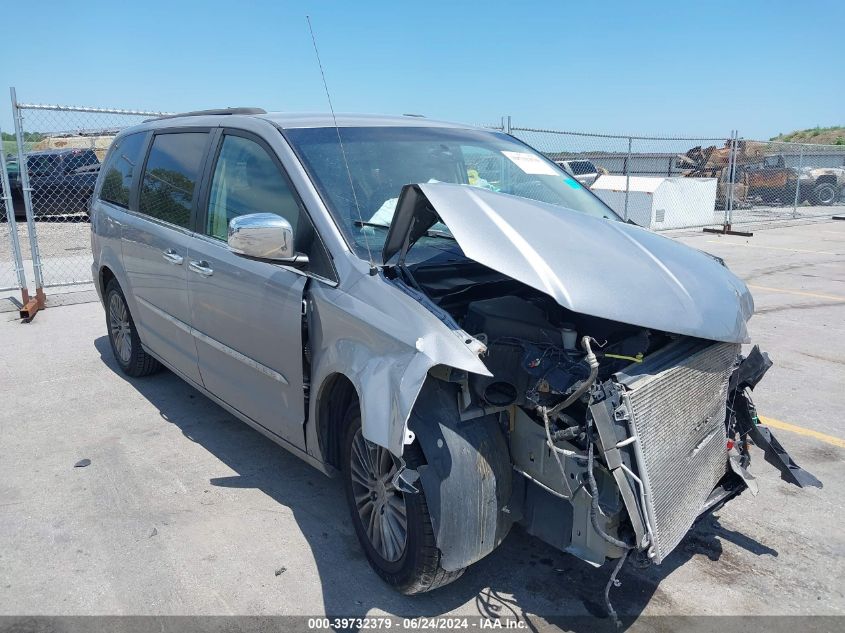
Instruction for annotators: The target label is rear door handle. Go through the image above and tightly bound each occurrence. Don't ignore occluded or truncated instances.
[189,260,214,277]
[162,249,184,265]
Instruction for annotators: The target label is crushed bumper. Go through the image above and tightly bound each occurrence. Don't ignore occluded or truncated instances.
[593,343,821,566]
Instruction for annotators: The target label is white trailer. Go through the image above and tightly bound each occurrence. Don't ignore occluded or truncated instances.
[591,175,718,229]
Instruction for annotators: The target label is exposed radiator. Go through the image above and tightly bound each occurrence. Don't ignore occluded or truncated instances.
[616,341,740,563]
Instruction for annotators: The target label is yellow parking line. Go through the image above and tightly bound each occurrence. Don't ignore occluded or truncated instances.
[748,284,845,302]
[759,416,845,449]
[705,240,843,256]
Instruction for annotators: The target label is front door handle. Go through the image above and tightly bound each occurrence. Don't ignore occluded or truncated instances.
[162,249,184,265]
[189,260,214,277]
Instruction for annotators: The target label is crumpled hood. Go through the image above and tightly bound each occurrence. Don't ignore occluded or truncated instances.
[384,183,754,344]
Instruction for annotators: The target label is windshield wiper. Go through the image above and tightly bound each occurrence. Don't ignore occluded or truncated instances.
[354,220,455,241]
[425,229,455,240]
[353,220,390,230]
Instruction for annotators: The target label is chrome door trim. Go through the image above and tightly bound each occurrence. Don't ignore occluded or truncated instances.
[136,296,192,335]
[191,328,288,384]
[136,297,288,385]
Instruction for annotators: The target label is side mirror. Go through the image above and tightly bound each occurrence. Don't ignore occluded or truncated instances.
[228,213,295,261]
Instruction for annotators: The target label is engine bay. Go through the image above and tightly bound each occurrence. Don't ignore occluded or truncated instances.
[407,260,673,415]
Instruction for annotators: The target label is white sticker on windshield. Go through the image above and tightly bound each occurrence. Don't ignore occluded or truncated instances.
[501,151,558,176]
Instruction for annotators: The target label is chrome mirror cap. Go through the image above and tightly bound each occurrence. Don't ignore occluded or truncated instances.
[228,213,295,261]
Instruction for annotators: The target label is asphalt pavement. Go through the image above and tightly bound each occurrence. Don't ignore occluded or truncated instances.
[0,221,843,629]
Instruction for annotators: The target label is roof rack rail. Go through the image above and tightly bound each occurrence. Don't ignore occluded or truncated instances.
[144,107,266,122]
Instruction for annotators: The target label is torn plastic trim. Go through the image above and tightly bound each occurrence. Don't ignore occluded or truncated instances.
[409,378,513,571]
[729,347,822,489]
[391,460,420,494]
[697,473,749,517]
[728,344,773,393]
[728,449,758,495]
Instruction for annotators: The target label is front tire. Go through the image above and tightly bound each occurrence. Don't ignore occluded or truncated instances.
[342,402,463,593]
[105,279,161,377]
[812,181,837,206]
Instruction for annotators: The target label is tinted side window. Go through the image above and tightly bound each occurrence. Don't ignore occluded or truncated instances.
[205,135,301,240]
[139,132,208,228]
[100,133,146,208]
[206,133,336,281]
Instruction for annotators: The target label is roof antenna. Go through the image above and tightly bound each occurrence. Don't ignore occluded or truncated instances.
[306,15,377,274]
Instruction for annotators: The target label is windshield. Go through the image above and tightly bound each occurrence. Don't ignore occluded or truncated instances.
[285,126,621,260]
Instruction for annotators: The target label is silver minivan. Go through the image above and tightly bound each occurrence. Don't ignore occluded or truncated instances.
[91,109,817,606]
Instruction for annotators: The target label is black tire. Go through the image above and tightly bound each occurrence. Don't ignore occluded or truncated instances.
[342,401,463,594]
[812,181,838,206]
[104,279,161,377]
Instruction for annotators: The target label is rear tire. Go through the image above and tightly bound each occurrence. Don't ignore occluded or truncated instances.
[105,279,161,377]
[342,401,464,593]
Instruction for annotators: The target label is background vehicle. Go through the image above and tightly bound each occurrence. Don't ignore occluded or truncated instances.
[555,158,601,186]
[91,110,817,615]
[744,155,844,206]
[4,154,19,180]
[678,142,845,207]
[10,148,100,219]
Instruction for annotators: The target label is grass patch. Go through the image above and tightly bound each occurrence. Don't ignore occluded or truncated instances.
[770,126,845,145]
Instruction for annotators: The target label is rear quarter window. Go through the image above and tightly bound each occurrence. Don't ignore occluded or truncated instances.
[99,133,147,208]
[138,132,208,228]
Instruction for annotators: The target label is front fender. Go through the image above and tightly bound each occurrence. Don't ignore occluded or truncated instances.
[306,272,491,459]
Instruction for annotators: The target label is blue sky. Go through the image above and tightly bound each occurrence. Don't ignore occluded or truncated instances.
[1,0,842,139]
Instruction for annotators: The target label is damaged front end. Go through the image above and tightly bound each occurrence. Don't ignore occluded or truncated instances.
[380,182,821,583]
[427,314,823,574]
[511,338,823,569]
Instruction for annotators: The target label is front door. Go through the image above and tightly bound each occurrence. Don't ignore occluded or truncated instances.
[187,131,309,445]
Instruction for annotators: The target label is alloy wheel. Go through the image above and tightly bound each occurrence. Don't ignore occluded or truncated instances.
[109,293,132,364]
[349,429,408,562]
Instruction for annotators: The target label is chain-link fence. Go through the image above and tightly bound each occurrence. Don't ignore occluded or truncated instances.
[0,127,28,297]
[10,89,172,293]
[507,124,845,231]
[509,127,732,230]
[6,93,845,311]
[722,139,845,225]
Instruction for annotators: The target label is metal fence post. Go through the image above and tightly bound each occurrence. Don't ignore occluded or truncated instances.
[792,143,804,219]
[623,136,632,221]
[726,130,737,227]
[10,87,46,312]
[0,126,29,302]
